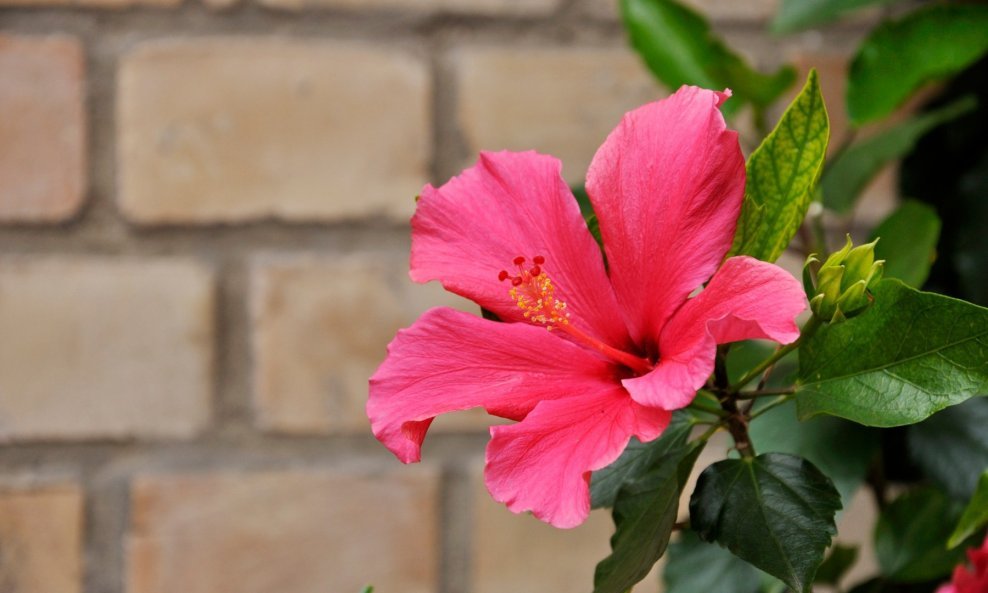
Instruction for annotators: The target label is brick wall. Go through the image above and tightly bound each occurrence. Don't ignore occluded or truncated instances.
[0,1,886,592]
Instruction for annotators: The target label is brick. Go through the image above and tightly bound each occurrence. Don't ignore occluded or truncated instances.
[471,464,661,593]
[586,0,777,21]
[0,35,85,222]
[455,46,659,185]
[258,0,558,14]
[250,253,488,434]
[0,0,177,10]
[117,39,428,224]
[0,481,83,593]
[0,258,213,441]
[127,467,439,593]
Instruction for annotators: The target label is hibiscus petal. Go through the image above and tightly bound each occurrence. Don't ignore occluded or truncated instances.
[623,256,805,410]
[485,387,671,528]
[586,86,745,348]
[368,307,617,464]
[412,150,630,350]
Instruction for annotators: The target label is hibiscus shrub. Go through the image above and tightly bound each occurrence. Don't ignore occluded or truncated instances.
[368,1,988,592]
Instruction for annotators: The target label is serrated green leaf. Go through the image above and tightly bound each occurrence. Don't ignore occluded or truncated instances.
[797,280,988,427]
[729,70,829,263]
[949,470,988,549]
[814,543,859,586]
[591,410,695,509]
[869,200,942,288]
[749,399,878,504]
[621,0,795,116]
[771,0,898,34]
[689,453,842,593]
[664,531,763,593]
[847,4,988,126]
[907,397,988,501]
[593,441,705,593]
[875,487,968,582]
[823,98,976,214]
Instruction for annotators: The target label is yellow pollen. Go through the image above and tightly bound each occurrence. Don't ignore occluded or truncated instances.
[509,271,570,329]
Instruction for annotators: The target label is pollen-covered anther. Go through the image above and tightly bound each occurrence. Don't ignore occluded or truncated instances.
[501,255,570,329]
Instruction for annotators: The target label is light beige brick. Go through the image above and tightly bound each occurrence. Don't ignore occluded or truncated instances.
[250,253,488,434]
[471,463,661,593]
[586,0,778,21]
[0,258,213,441]
[0,0,177,9]
[258,0,558,15]
[127,467,439,593]
[455,46,660,185]
[0,35,86,222]
[118,39,429,224]
[0,481,83,593]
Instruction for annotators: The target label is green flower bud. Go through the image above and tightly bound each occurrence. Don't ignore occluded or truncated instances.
[804,236,884,323]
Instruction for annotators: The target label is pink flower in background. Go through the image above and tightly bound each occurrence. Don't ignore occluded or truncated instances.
[937,535,988,593]
[367,86,806,528]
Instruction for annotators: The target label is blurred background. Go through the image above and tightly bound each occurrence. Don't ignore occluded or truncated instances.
[0,0,946,591]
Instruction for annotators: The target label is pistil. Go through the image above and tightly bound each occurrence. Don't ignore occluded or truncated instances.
[499,255,653,375]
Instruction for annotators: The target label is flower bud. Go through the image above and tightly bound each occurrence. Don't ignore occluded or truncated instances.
[804,236,884,323]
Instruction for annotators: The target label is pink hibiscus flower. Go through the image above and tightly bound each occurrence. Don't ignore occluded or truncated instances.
[368,86,806,528]
[937,535,988,593]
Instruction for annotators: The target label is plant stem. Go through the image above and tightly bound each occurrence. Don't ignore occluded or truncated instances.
[735,387,796,400]
[690,400,729,418]
[749,395,794,420]
[729,315,822,392]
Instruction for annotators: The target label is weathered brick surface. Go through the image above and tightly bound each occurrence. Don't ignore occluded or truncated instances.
[455,46,660,184]
[0,481,83,593]
[258,0,559,14]
[117,39,429,224]
[0,258,213,441]
[250,253,488,434]
[127,467,439,593]
[471,463,661,593]
[0,35,86,222]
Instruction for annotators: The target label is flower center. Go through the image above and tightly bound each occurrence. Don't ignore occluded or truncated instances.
[499,256,653,375]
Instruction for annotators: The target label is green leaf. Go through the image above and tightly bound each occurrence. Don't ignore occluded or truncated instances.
[772,0,898,34]
[847,4,988,126]
[814,544,859,586]
[621,0,795,116]
[749,399,879,504]
[729,70,829,263]
[593,441,705,593]
[689,453,842,593]
[949,470,988,549]
[797,279,988,426]
[908,397,988,501]
[823,97,977,214]
[664,531,762,593]
[868,200,942,288]
[875,487,967,582]
[590,410,695,509]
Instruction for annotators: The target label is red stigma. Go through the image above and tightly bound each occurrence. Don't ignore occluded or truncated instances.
[511,276,523,287]
[513,256,526,266]
[498,270,509,282]
[533,255,545,265]
[530,265,541,277]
